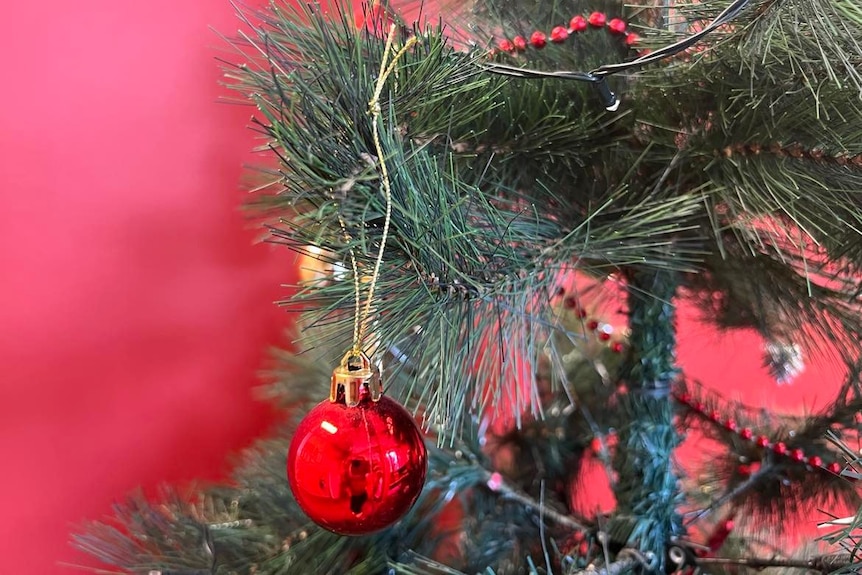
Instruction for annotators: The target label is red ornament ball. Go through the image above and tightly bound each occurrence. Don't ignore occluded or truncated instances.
[498,39,515,52]
[828,462,842,474]
[287,395,427,535]
[740,427,753,440]
[513,35,527,51]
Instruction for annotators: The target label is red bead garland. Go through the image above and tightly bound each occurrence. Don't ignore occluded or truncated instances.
[672,389,850,479]
[496,12,638,54]
[558,296,624,352]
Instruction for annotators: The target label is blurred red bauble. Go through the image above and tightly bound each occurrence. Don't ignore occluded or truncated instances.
[287,394,427,535]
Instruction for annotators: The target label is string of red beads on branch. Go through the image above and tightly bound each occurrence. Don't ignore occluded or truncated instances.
[496,12,640,54]
[556,290,625,353]
[673,390,848,478]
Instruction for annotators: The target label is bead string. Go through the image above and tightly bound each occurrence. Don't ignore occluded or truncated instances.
[674,391,848,477]
[495,12,640,54]
[485,0,752,111]
[555,289,626,353]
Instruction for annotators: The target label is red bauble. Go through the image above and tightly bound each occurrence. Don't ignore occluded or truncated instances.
[287,395,427,535]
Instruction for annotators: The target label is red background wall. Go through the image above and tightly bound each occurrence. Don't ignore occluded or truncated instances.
[0,1,843,574]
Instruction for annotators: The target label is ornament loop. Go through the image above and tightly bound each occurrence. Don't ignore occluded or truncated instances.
[331,351,383,406]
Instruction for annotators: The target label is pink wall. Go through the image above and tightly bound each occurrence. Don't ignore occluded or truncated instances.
[0,1,844,573]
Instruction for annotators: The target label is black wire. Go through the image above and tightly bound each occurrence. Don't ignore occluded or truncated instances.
[483,0,753,110]
[592,0,752,77]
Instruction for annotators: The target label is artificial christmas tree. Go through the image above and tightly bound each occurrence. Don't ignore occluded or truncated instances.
[75,0,862,572]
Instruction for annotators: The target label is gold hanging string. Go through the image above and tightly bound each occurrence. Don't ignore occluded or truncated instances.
[337,213,362,357]
[343,24,416,357]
